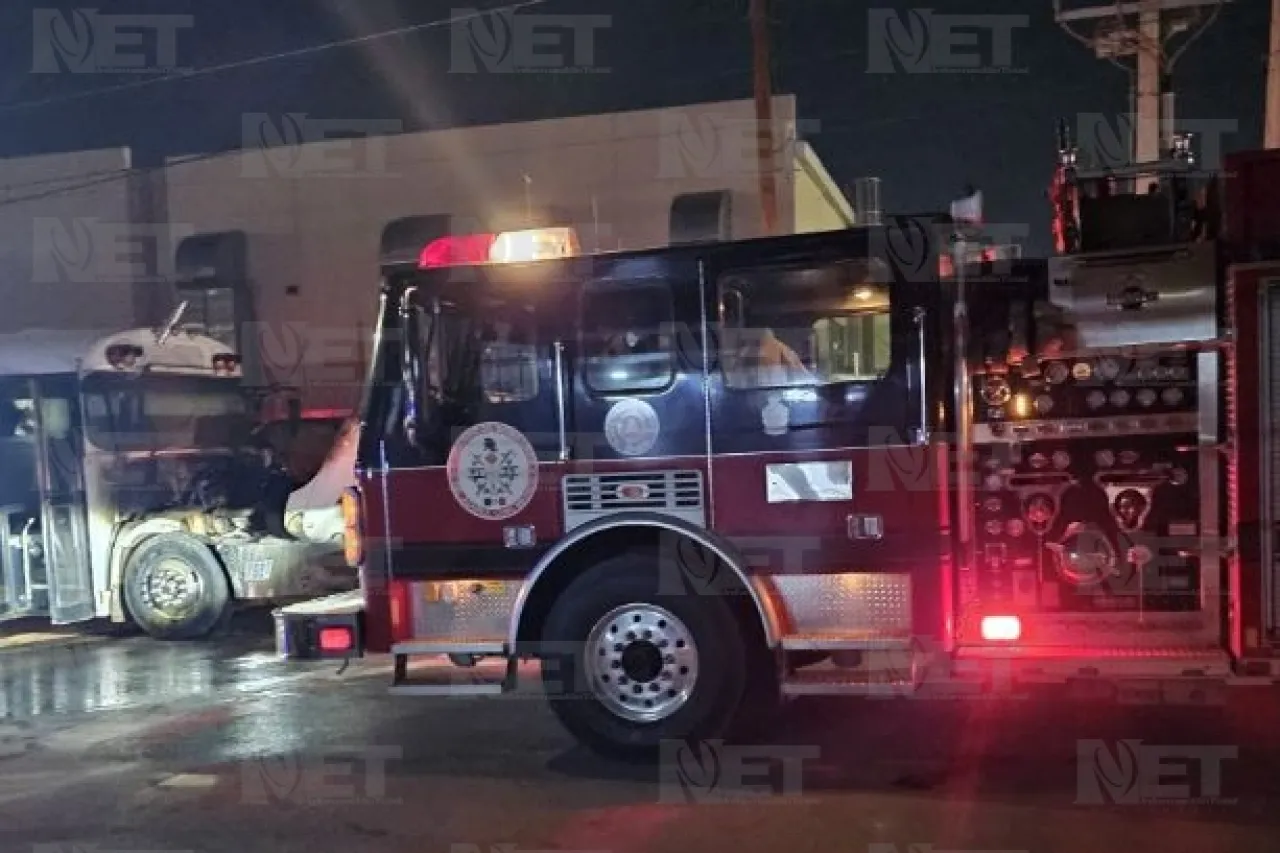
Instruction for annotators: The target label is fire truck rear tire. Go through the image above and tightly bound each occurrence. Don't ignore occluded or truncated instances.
[123,534,232,641]
[540,553,749,761]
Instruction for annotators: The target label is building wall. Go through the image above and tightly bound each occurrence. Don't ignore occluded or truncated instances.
[0,148,149,334]
[162,97,848,409]
[793,141,855,234]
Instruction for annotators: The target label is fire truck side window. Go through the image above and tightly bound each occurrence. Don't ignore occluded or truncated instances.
[581,281,675,395]
[424,298,539,407]
[719,262,892,389]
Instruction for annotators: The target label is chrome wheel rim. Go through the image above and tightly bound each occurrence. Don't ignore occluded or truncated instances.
[584,602,699,723]
[139,557,203,621]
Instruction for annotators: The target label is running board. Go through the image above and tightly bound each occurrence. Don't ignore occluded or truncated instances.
[389,645,515,697]
[955,646,1233,681]
[781,633,914,652]
[782,665,920,697]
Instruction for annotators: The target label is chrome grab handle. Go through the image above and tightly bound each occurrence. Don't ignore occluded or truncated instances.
[913,306,928,445]
[553,340,570,461]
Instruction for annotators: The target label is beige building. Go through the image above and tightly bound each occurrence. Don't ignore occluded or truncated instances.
[160,96,853,409]
[0,147,171,337]
[0,98,852,407]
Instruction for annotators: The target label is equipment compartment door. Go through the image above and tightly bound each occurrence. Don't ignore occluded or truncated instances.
[33,377,93,624]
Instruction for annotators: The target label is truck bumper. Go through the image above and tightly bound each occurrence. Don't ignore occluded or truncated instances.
[215,536,357,601]
[273,589,366,660]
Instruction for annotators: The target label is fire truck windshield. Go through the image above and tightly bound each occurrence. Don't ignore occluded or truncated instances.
[81,373,253,453]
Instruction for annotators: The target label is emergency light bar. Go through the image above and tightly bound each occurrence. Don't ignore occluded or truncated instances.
[418,227,579,269]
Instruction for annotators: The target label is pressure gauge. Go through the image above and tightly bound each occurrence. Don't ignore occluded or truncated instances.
[1045,361,1070,385]
[985,520,1003,536]
[1086,390,1106,410]
[1136,388,1157,407]
[1162,387,1184,406]
[1095,449,1115,468]
[1030,453,1049,469]
[1110,389,1130,408]
[1095,358,1122,382]
[1072,362,1092,381]
[1034,394,1054,415]
[982,376,1012,406]
[1052,450,1071,470]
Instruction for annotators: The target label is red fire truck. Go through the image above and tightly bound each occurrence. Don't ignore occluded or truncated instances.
[274,137,1280,759]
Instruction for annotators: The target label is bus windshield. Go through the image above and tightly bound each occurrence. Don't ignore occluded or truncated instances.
[82,373,253,452]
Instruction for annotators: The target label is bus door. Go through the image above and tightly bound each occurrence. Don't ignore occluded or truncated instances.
[0,378,42,618]
[32,376,94,624]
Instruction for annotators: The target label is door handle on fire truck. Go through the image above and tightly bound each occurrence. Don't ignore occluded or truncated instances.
[554,340,570,461]
[913,307,928,445]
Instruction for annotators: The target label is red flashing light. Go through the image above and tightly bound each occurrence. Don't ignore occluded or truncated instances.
[318,625,354,653]
[419,234,496,269]
[980,615,1022,642]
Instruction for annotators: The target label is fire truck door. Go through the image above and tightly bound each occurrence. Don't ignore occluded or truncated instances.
[32,377,94,624]
[705,254,936,578]
[572,258,708,472]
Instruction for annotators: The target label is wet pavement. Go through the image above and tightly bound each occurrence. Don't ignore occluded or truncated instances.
[2,615,1280,853]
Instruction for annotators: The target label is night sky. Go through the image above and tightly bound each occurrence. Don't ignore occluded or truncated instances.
[0,0,1269,254]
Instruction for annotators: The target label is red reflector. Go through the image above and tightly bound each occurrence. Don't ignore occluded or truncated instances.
[981,615,1021,642]
[318,626,353,652]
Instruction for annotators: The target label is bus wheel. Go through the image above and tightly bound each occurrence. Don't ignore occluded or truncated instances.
[540,552,748,761]
[123,534,231,640]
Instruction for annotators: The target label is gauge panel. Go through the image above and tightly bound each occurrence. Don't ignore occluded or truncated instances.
[973,352,1197,425]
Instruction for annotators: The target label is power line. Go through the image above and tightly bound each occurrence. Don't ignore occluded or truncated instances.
[0,1,547,115]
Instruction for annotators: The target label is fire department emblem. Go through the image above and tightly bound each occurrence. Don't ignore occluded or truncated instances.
[447,422,539,521]
[604,399,660,457]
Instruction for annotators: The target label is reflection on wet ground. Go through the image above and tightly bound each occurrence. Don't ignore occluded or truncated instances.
[0,611,302,720]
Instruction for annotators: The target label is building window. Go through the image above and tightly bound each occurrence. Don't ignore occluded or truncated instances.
[719,260,892,390]
[582,281,675,395]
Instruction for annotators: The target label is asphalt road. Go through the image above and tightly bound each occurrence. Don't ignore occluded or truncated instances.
[2,613,1279,853]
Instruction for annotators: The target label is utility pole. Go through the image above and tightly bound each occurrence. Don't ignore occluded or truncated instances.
[1054,0,1227,177]
[1267,0,1280,148]
[750,0,779,235]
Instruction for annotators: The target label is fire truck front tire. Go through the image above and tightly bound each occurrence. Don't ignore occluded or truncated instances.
[123,534,232,640]
[540,554,749,761]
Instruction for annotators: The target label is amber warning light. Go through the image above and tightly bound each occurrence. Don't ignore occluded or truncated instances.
[419,227,579,269]
[341,487,363,568]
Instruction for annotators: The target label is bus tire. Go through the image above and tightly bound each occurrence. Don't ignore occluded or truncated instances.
[123,534,232,641]
[540,551,748,762]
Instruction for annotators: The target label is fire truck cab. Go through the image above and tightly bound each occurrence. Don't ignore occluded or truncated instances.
[276,141,1280,759]
[0,311,355,639]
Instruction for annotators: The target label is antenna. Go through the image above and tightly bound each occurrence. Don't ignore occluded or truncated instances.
[156,300,189,346]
